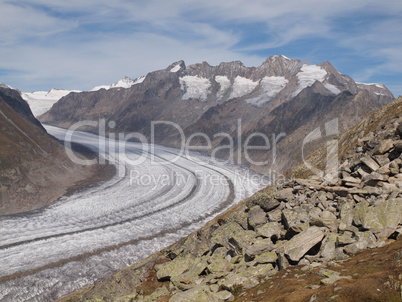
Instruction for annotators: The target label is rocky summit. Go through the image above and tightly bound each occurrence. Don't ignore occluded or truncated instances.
[59,98,402,301]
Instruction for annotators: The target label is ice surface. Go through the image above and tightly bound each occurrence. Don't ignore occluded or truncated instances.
[324,83,341,95]
[292,64,327,97]
[170,64,181,73]
[229,76,258,99]
[246,76,288,107]
[215,75,231,100]
[180,76,211,101]
[0,126,264,301]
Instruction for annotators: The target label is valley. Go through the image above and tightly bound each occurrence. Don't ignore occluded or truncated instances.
[0,126,263,301]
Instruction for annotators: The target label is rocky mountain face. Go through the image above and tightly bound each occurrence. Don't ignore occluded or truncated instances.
[59,97,402,302]
[40,56,394,175]
[0,86,106,216]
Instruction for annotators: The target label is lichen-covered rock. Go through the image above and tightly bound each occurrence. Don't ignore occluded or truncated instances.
[256,221,283,239]
[339,202,355,231]
[215,290,234,301]
[361,199,402,239]
[318,269,352,285]
[275,188,294,202]
[169,285,219,302]
[283,226,325,262]
[210,222,256,254]
[321,233,338,260]
[155,254,195,281]
[282,207,309,230]
[248,205,267,229]
[246,191,280,212]
[245,238,275,258]
[254,251,278,264]
[353,200,370,227]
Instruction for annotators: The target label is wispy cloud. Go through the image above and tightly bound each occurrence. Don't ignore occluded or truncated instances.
[0,0,401,95]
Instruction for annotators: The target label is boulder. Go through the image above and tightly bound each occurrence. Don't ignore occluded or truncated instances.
[373,139,394,155]
[320,233,338,260]
[246,191,280,212]
[256,221,283,240]
[155,254,195,281]
[395,122,402,138]
[360,156,380,172]
[276,188,294,202]
[169,285,219,302]
[283,226,325,262]
[352,200,370,227]
[254,251,278,264]
[282,207,309,230]
[210,222,256,254]
[248,205,267,229]
[245,239,275,258]
[361,198,402,239]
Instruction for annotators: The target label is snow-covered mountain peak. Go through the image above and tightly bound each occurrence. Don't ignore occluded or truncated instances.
[91,76,144,91]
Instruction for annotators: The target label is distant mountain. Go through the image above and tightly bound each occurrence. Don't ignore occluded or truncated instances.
[40,56,394,174]
[91,75,145,91]
[0,85,103,215]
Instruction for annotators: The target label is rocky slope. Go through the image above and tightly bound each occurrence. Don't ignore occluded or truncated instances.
[39,56,394,175]
[0,86,111,216]
[58,97,402,301]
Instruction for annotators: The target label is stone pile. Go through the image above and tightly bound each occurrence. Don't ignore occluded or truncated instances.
[82,118,402,302]
[126,121,401,302]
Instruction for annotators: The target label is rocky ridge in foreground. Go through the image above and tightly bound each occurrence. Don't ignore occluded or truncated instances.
[61,97,402,302]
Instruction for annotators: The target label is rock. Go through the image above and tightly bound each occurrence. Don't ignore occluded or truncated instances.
[276,188,294,202]
[210,222,256,254]
[248,205,267,229]
[245,239,275,258]
[277,252,289,270]
[337,232,356,246]
[246,191,280,212]
[321,233,338,260]
[245,263,278,279]
[318,269,352,285]
[215,290,234,301]
[360,156,380,172]
[373,139,394,155]
[169,285,219,302]
[361,198,402,239]
[353,200,370,227]
[254,251,278,264]
[394,140,402,151]
[362,172,388,186]
[395,122,402,138]
[155,254,195,281]
[267,206,284,222]
[282,207,309,230]
[283,226,325,262]
[309,216,338,233]
[256,222,283,240]
[219,274,250,291]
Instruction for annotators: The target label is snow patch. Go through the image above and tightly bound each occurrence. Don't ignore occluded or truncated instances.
[292,64,327,97]
[324,83,341,95]
[246,76,288,107]
[180,76,211,101]
[170,64,181,73]
[229,76,258,99]
[215,76,231,100]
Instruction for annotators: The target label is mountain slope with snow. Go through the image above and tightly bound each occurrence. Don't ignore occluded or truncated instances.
[40,56,394,174]
[21,89,81,117]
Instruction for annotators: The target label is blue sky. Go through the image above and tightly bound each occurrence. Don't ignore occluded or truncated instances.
[0,0,401,96]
